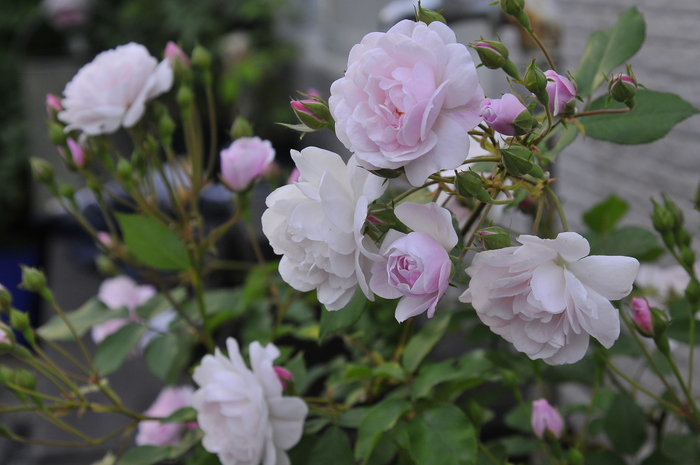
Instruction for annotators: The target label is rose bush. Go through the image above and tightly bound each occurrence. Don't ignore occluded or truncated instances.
[369,202,457,322]
[262,147,385,310]
[460,232,639,365]
[191,338,307,465]
[329,19,483,186]
[59,43,173,135]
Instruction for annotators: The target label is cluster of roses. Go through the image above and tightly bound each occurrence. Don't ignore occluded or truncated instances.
[47,15,643,465]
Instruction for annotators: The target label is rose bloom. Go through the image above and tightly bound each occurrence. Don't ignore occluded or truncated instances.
[136,386,194,446]
[91,275,156,344]
[370,202,457,322]
[460,232,639,365]
[59,43,173,135]
[220,137,276,192]
[480,93,527,136]
[192,338,307,465]
[329,20,484,187]
[531,398,564,439]
[544,70,577,116]
[262,147,385,311]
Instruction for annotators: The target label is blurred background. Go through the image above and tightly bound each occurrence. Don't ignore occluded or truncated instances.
[0,0,697,463]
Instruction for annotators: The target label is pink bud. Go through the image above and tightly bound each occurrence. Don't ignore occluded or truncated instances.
[165,41,190,67]
[219,137,275,192]
[632,297,653,336]
[480,94,527,136]
[531,399,563,440]
[97,232,112,248]
[46,93,63,116]
[305,88,321,98]
[544,70,577,116]
[287,168,300,184]
[66,138,85,167]
[291,100,323,121]
[273,366,293,389]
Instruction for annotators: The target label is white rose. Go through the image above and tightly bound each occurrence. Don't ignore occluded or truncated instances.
[192,338,308,465]
[59,43,173,135]
[460,232,639,365]
[261,147,386,311]
[329,20,484,186]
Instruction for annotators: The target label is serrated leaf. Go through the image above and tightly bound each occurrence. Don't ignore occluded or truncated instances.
[355,398,411,461]
[116,213,190,271]
[94,324,146,376]
[407,403,478,465]
[402,313,451,372]
[319,288,367,341]
[574,7,646,97]
[38,298,128,341]
[144,333,195,384]
[116,446,173,465]
[583,195,628,235]
[583,90,699,145]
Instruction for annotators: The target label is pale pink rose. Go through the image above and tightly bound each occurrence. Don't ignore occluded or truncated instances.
[460,232,639,365]
[164,41,190,67]
[370,202,457,322]
[544,70,577,116]
[220,137,275,192]
[136,386,194,446]
[59,43,173,135]
[66,138,85,166]
[531,399,564,439]
[631,297,653,336]
[480,94,527,136]
[91,276,156,344]
[262,147,386,311]
[329,20,484,186]
[192,339,308,465]
[46,93,63,116]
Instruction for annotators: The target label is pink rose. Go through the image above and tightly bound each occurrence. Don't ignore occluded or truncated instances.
[544,70,577,116]
[91,276,156,344]
[220,137,275,192]
[531,399,564,439]
[480,94,527,136]
[46,93,63,117]
[66,138,85,166]
[136,386,194,446]
[330,20,484,186]
[370,202,457,322]
[631,297,653,336]
[59,43,173,135]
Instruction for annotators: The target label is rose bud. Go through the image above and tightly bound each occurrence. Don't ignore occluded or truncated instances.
[66,138,85,167]
[480,94,536,136]
[273,366,294,389]
[544,70,577,116]
[471,40,509,69]
[165,41,190,68]
[46,93,63,120]
[531,399,564,441]
[290,97,333,131]
[631,297,653,337]
[523,60,549,108]
[220,137,276,192]
[608,74,637,108]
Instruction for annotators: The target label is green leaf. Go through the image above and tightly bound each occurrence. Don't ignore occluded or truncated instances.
[583,195,628,236]
[574,7,646,97]
[337,408,368,428]
[583,90,699,145]
[402,313,451,372]
[144,334,195,384]
[319,288,367,341]
[406,403,478,465]
[660,433,700,464]
[161,407,197,423]
[116,446,173,465]
[136,289,186,320]
[412,351,492,399]
[116,213,190,271]
[598,226,664,262]
[94,324,146,376]
[307,426,355,465]
[604,393,646,454]
[38,298,128,341]
[504,404,532,434]
[541,124,580,162]
[355,398,411,461]
[585,451,627,465]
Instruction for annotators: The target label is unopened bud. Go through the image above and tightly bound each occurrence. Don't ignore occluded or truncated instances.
[9,309,30,334]
[631,297,653,337]
[500,369,519,390]
[46,94,63,119]
[500,0,524,15]
[455,170,484,198]
[465,399,485,426]
[523,60,549,108]
[531,398,563,440]
[651,199,675,235]
[59,184,75,200]
[191,45,212,69]
[675,229,692,248]
[476,226,512,250]
[230,116,254,140]
[117,159,132,181]
[414,2,446,24]
[176,85,194,108]
[159,112,176,140]
[0,285,11,314]
[95,254,118,276]
[30,158,54,185]
[471,40,509,69]
[291,100,328,130]
[685,278,700,306]
[48,121,67,145]
[680,247,695,268]
[608,74,637,108]
[500,146,536,177]
[20,266,46,293]
[165,41,190,68]
[567,449,584,465]
[663,195,683,232]
[273,366,293,389]
[66,138,86,167]
[650,307,669,337]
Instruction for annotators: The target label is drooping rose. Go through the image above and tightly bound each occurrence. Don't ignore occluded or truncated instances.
[192,338,307,465]
[136,386,194,446]
[59,43,173,135]
[262,147,386,310]
[220,137,275,192]
[544,70,577,116]
[531,398,564,439]
[91,275,156,344]
[460,232,639,365]
[370,202,457,322]
[329,20,484,187]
